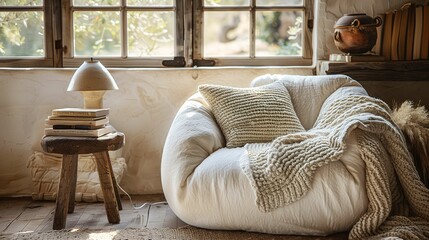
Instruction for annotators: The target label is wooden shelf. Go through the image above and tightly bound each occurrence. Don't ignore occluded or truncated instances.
[317,60,429,108]
[318,60,429,81]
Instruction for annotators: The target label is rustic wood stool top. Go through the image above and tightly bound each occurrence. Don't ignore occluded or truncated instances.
[41,132,125,230]
[41,132,125,154]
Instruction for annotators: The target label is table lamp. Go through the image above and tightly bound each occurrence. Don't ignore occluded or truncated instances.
[67,58,118,109]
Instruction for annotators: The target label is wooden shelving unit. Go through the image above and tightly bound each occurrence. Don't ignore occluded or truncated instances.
[317,60,429,108]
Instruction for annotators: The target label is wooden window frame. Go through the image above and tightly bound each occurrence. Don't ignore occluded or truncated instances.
[192,0,313,67]
[0,0,314,68]
[0,0,55,67]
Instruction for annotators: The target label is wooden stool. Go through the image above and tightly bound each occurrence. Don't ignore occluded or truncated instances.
[41,132,125,230]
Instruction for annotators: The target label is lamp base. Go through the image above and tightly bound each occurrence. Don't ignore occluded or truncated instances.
[81,91,106,109]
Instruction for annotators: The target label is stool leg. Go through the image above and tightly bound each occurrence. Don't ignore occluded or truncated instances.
[106,154,123,210]
[93,151,120,224]
[68,155,78,213]
[53,154,78,230]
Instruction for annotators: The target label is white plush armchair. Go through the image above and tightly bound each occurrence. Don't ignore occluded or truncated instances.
[161,74,369,235]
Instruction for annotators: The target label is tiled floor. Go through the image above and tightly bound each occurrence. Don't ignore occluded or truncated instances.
[0,195,348,239]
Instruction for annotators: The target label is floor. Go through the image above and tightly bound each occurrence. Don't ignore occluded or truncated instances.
[0,195,349,239]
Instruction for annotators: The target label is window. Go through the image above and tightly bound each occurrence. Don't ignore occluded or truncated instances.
[0,0,53,67]
[193,0,313,66]
[62,0,177,67]
[0,0,314,67]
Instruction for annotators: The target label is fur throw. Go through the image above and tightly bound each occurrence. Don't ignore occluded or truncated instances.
[391,101,429,188]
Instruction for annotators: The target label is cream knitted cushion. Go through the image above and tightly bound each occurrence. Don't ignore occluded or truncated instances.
[198,82,305,148]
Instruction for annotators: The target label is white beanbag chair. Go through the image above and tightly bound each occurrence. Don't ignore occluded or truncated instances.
[161,74,369,235]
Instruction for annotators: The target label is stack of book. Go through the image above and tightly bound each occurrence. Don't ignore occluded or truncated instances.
[381,3,429,61]
[44,108,116,137]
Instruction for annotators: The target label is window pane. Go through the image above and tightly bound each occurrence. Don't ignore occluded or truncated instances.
[256,0,303,6]
[255,11,302,56]
[0,0,42,6]
[0,11,44,57]
[204,0,249,6]
[127,0,174,6]
[73,0,120,6]
[74,11,121,57]
[128,11,174,57]
[204,12,249,57]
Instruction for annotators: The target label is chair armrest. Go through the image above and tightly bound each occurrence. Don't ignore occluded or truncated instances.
[161,93,225,192]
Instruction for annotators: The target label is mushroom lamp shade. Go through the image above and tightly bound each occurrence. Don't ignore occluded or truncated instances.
[67,59,118,109]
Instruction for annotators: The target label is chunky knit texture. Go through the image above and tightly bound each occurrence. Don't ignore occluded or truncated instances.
[241,95,429,239]
[199,82,304,148]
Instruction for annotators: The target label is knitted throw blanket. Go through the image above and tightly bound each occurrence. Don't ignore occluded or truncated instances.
[242,95,429,239]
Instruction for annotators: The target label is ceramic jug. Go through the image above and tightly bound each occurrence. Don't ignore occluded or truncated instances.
[333,13,382,54]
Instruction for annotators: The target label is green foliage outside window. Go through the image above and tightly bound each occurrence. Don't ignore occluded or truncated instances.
[0,0,44,57]
[256,11,302,56]
[127,11,174,57]
[74,11,121,56]
[1,0,42,6]
[0,11,44,57]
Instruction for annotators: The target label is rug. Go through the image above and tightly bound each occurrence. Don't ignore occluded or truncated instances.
[1,227,348,240]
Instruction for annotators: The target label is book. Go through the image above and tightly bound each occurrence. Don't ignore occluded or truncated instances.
[44,125,116,137]
[382,11,394,60]
[51,108,109,118]
[406,4,415,61]
[413,5,424,60]
[329,53,384,62]
[391,9,402,60]
[45,116,109,127]
[373,13,385,55]
[52,124,106,130]
[422,4,429,59]
[398,6,409,60]
[48,115,106,121]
